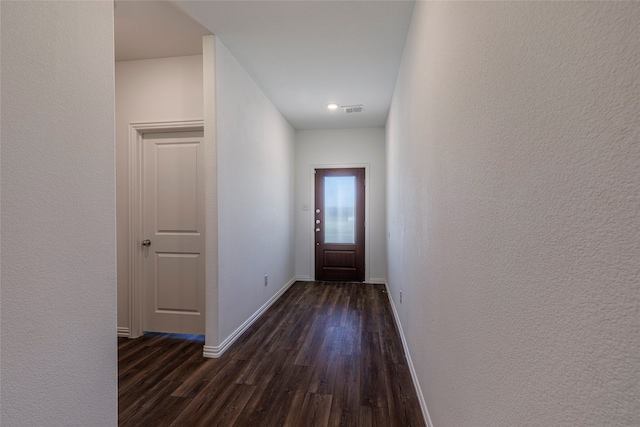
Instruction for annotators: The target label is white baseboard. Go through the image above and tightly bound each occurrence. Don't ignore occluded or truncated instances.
[368,277,387,284]
[117,327,130,338]
[295,275,312,281]
[384,281,434,427]
[203,276,297,359]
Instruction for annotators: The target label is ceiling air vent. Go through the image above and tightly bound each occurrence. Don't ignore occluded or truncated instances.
[342,105,364,113]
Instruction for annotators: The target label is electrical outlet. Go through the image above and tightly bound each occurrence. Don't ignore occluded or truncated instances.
[399,291,403,304]
[264,275,268,286]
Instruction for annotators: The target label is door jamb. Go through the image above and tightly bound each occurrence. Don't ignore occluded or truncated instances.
[310,163,370,282]
[128,120,204,338]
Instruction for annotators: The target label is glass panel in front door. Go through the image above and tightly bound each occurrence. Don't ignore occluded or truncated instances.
[324,175,356,244]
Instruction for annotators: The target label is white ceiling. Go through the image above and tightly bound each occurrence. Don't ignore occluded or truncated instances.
[114,1,211,61]
[115,0,415,130]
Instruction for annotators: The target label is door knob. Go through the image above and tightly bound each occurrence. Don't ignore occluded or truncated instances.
[142,239,151,247]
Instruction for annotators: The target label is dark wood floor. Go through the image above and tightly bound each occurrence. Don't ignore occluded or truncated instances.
[118,281,425,426]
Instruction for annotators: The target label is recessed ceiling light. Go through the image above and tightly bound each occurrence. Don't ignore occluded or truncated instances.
[327,103,339,110]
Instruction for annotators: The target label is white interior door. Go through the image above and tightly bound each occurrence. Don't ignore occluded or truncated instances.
[142,131,204,335]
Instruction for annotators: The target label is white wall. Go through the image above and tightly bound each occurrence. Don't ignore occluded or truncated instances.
[202,35,220,347]
[1,2,117,425]
[295,128,386,282]
[387,2,640,426]
[115,55,203,330]
[214,38,295,344]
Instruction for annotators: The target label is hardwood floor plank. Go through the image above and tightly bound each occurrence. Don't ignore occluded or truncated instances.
[282,392,307,427]
[122,395,190,427]
[383,362,427,427]
[294,314,330,366]
[298,393,333,426]
[359,405,373,425]
[360,330,388,409]
[228,380,274,426]
[278,306,316,352]
[119,338,197,396]
[307,326,343,394]
[187,383,256,427]
[340,310,362,356]
[237,348,288,386]
[119,379,181,426]
[258,361,314,426]
[118,281,425,426]
[328,354,360,426]
[163,347,209,382]
[170,374,254,426]
[372,403,392,427]
[380,314,405,365]
[171,357,243,398]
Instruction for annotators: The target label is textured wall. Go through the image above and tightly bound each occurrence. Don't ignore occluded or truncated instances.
[115,55,203,331]
[387,2,640,426]
[294,128,387,282]
[215,38,296,343]
[1,2,117,425]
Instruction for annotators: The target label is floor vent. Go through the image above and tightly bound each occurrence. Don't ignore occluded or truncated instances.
[342,105,364,113]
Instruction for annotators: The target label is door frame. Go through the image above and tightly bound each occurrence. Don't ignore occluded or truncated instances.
[309,163,370,281]
[128,120,204,338]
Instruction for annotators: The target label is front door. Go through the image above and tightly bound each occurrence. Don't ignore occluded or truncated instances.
[142,131,205,334]
[315,168,365,281]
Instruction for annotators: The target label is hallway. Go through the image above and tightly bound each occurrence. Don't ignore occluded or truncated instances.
[4,2,638,425]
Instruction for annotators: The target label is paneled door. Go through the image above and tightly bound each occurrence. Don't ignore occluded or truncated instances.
[142,131,204,334]
[315,168,365,281]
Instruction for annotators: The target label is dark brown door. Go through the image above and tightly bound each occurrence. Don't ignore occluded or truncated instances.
[315,168,365,282]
